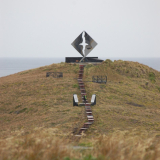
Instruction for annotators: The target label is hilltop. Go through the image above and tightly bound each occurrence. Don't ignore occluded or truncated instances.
[84,60,160,135]
[0,59,160,160]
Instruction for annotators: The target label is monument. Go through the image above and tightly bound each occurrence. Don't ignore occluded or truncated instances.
[65,31,103,63]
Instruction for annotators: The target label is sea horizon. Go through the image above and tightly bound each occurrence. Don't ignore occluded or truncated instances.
[0,57,160,78]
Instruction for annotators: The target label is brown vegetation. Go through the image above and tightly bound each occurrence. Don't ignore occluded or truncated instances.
[0,60,160,159]
[0,128,160,160]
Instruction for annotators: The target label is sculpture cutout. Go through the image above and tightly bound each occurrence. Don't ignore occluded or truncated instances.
[71,31,97,62]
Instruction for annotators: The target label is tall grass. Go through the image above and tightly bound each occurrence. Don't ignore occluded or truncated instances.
[0,128,160,160]
[0,128,74,160]
[93,130,160,160]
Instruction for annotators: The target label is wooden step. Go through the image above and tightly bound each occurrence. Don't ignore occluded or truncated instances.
[75,135,82,137]
[87,116,93,119]
[83,100,88,102]
[80,128,87,130]
[85,109,92,112]
[84,103,91,105]
[84,122,92,125]
[88,119,94,122]
[85,105,91,107]
[86,110,92,112]
[85,107,91,109]
[85,106,91,108]
[81,92,86,94]
[85,110,92,112]
[75,65,95,135]
[83,124,90,128]
[79,103,85,106]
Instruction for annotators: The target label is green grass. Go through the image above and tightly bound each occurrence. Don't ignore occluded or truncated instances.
[149,72,156,83]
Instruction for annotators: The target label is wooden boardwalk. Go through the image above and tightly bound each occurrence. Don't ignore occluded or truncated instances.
[75,65,94,136]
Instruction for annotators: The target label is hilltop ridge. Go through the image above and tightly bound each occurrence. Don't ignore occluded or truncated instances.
[0,60,160,159]
[0,60,160,138]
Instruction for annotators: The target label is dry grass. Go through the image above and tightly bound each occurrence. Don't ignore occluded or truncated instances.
[0,128,160,160]
[0,60,160,159]
[0,63,82,138]
[0,127,73,160]
[83,60,160,135]
[93,129,160,160]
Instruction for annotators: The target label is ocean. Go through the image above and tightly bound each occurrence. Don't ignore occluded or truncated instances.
[0,57,160,78]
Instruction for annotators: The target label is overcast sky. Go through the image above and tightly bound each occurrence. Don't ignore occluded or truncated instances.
[0,0,160,58]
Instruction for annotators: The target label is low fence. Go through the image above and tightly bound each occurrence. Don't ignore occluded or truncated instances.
[92,76,107,84]
[46,72,63,78]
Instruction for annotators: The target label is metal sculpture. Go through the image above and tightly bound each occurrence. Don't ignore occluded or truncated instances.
[71,31,97,62]
[92,76,107,84]
[73,94,79,106]
[46,72,63,78]
[91,94,96,106]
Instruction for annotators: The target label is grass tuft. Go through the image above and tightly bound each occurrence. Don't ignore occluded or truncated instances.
[157,86,160,92]
[149,72,156,83]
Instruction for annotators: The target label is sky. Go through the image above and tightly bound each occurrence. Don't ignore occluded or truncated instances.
[0,0,160,58]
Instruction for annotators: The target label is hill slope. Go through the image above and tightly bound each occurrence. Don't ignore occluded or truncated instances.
[0,63,81,138]
[0,60,160,137]
[0,60,160,159]
[83,60,160,135]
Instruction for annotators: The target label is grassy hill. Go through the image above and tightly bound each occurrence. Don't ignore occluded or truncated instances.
[0,60,160,160]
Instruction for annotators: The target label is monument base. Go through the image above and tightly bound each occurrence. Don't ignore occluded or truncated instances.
[65,57,104,63]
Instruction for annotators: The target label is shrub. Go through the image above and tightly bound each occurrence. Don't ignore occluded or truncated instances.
[149,72,156,83]
[73,84,79,88]
[85,64,94,69]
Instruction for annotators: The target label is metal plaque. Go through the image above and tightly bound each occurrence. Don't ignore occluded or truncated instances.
[92,76,107,84]
[91,94,96,106]
[71,31,97,62]
[46,72,63,78]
